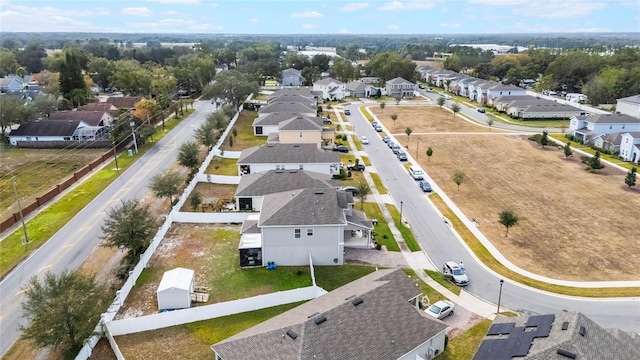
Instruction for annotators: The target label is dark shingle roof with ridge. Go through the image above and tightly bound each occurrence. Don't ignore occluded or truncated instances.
[48,111,108,126]
[259,188,347,226]
[253,112,300,126]
[212,269,448,360]
[10,119,80,137]
[259,101,316,114]
[588,113,640,124]
[238,144,339,164]
[235,170,336,197]
[278,115,322,131]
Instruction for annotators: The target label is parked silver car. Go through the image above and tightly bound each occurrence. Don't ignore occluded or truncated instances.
[442,261,469,286]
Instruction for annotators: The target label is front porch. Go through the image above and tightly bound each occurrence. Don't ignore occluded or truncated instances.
[343,229,374,249]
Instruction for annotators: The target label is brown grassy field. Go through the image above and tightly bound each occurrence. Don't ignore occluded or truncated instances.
[369,105,489,135]
[376,106,640,281]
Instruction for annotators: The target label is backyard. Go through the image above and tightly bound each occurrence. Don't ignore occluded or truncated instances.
[220,109,264,151]
[374,106,640,281]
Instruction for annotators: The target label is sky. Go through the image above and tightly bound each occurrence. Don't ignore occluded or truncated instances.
[0,0,639,34]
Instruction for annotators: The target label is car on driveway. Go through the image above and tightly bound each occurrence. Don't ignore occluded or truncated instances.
[418,180,432,192]
[346,163,365,171]
[344,109,351,115]
[477,108,486,113]
[360,136,369,144]
[425,300,455,319]
[341,186,358,196]
[397,151,408,161]
[382,136,391,143]
[333,145,349,153]
[442,261,469,286]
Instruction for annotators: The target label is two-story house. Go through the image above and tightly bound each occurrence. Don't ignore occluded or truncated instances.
[619,132,640,163]
[313,77,346,100]
[486,84,527,105]
[569,113,640,144]
[616,94,640,119]
[272,115,334,148]
[237,143,340,176]
[385,77,415,99]
[281,68,306,87]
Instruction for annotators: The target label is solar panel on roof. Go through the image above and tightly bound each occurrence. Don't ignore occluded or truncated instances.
[487,323,514,335]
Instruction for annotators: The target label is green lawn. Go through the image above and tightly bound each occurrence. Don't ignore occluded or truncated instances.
[359,106,373,121]
[341,170,365,186]
[403,268,448,304]
[362,202,399,252]
[369,172,387,194]
[361,156,372,166]
[550,134,636,170]
[221,110,265,150]
[352,137,364,151]
[0,111,191,278]
[387,204,421,252]
[425,269,461,295]
[439,319,492,360]
[205,157,237,176]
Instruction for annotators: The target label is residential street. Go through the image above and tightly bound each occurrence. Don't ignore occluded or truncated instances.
[0,100,214,356]
[344,102,640,333]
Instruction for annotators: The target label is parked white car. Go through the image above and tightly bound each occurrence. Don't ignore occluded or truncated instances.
[360,136,369,144]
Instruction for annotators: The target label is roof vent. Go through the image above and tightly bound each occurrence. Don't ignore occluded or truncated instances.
[293,144,300,147]
[314,191,324,195]
[579,326,586,337]
[352,297,364,306]
[561,322,569,330]
[314,315,327,325]
[557,349,577,359]
[307,312,319,318]
[286,329,298,340]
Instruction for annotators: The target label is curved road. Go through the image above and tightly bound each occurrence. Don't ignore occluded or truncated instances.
[344,102,640,333]
[0,100,214,355]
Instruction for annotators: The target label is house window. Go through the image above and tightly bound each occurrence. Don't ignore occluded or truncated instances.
[299,164,304,170]
[299,131,303,138]
[307,228,313,236]
[255,126,263,135]
[294,229,301,239]
[609,125,613,129]
[276,164,285,170]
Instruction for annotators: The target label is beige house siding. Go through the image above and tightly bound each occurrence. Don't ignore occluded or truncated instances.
[278,130,322,148]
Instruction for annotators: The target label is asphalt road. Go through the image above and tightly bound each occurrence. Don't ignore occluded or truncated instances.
[0,100,214,356]
[345,102,640,333]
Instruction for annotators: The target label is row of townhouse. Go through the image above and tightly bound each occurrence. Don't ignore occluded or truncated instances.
[234,88,375,269]
[7,97,141,147]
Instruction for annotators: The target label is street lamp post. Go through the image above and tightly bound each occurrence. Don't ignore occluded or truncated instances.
[130,121,138,154]
[497,279,504,314]
[400,201,403,219]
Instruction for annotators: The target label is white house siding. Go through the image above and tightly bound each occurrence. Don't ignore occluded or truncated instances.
[254,124,279,136]
[9,135,69,145]
[570,118,640,142]
[620,133,640,163]
[282,75,303,87]
[398,330,446,360]
[239,163,335,175]
[261,225,343,265]
[617,101,640,119]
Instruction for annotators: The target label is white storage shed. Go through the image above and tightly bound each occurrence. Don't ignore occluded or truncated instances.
[156,267,195,311]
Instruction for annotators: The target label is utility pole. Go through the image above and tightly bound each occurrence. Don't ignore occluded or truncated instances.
[130,120,138,154]
[112,143,119,170]
[12,178,29,244]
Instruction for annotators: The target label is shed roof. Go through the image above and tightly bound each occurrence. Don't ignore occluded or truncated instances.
[157,267,194,292]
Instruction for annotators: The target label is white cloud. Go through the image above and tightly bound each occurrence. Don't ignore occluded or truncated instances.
[122,7,153,16]
[147,0,200,4]
[340,2,369,12]
[291,10,324,18]
[378,1,437,11]
[388,24,399,30]
[470,0,607,19]
[440,7,448,13]
[301,23,318,29]
[249,18,260,23]
[440,23,462,28]
[127,17,223,32]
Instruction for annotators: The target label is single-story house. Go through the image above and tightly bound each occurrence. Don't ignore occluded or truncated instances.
[237,143,340,176]
[0,76,23,93]
[385,77,415,99]
[105,96,144,110]
[234,169,337,211]
[616,94,640,119]
[619,132,640,163]
[8,119,105,146]
[313,77,346,100]
[237,188,373,267]
[345,81,376,98]
[570,113,640,144]
[211,269,448,360]
[48,110,115,127]
[156,267,195,311]
[474,312,640,360]
[281,68,306,87]
[494,96,586,119]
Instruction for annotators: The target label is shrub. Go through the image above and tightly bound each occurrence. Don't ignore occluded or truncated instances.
[528,134,541,142]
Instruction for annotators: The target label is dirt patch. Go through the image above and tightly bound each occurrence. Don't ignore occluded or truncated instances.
[179,183,237,212]
[369,105,492,135]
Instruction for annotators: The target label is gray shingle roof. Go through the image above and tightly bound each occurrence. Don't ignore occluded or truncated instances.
[259,101,316,114]
[495,96,583,113]
[278,115,322,131]
[346,81,370,92]
[105,96,143,109]
[314,77,344,85]
[238,144,339,164]
[475,312,640,360]
[588,113,640,124]
[259,188,348,226]
[386,77,414,85]
[235,170,336,197]
[212,269,448,360]
[268,93,315,104]
[267,88,317,100]
[346,209,373,229]
[253,112,300,126]
[48,111,108,126]
[282,68,302,76]
[9,119,81,137]
[617,94,640,105]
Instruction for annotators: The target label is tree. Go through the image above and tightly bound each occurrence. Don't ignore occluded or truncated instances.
[0,49,20,76]
[391,114,398,126]
[109,59,152,96]
[563,142,573,158]
[177,140,201,173]
[450,103,461,118]
[365,52,417,81]
[426,147,433,162]
[190,191,203,211]
[355,181,371,210]
[487,117,494,128]
[581,151,604,170]
[201,70,259,107]
[87,57,113,90]
[101,199,156,260]
[625,167,637,189]
[539,130,549,148]
[405,127,413,141]
[21,271,108,356]
[437,97,445,108]
[394,96,401,105]
[59,50,88,106]
[380,101,386,114]
[452,170,465,190]
[0,96,33,139]
[194,120,217,150]
[133,98,159,121]
[30,94,58,119]
[149,170,184,206]
[498,209,520,237]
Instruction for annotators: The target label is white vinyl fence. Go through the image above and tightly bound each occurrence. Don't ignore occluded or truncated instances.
[171,212,251,224]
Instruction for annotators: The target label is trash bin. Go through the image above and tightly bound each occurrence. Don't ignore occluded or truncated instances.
[128,149,133,157]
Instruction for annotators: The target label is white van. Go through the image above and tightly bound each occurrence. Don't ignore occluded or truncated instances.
[409,166,424,180]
